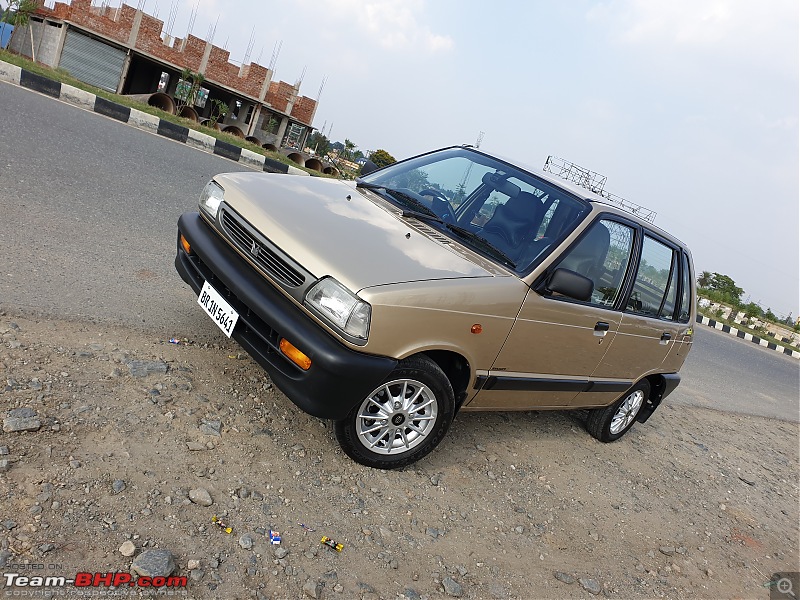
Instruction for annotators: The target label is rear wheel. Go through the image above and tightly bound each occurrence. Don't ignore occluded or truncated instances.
[586,380,650,442]
[334,355,455,469]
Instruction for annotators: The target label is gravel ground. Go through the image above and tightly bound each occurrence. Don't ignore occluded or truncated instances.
[1,310,798,600]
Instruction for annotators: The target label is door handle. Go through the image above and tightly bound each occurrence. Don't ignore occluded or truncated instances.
[594,321,609,337]
[660,332,672,345]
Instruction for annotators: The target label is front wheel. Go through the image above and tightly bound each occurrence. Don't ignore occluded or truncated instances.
[334,355,455,469]
[586,379,650,442]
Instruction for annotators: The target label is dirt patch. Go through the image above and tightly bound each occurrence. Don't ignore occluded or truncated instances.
[1,310,798,599]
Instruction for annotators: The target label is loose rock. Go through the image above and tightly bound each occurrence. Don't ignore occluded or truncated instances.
[189,488,213,506]
[579,578,601,595]
[200,420,222,436]
[3,408,41,432]
[554,571,576,584]
[302,578,321,598]
[119,540,136,557]
[130,549,175,578]
[126,360,168,377]
[442,576,463,597]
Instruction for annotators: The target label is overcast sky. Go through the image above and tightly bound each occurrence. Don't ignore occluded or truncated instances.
[113,0,800,317]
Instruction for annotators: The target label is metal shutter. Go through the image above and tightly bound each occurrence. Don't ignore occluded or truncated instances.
[59,30,125,93]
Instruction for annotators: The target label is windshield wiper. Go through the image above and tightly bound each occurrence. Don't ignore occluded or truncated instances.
[444,223,517,269]
[355,180,384,190]
[356,181,439,218]
[400,210,443,224]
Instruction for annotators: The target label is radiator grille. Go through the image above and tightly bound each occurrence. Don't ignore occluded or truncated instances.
[220,209,305,288]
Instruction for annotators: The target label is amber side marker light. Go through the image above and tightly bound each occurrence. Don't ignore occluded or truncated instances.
[180,234,192,255]
[471,324,483,334]
[279,338,312,371]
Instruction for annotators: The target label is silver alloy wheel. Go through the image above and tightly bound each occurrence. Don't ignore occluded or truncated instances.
[609,389,645,435]
[355,378,439,455]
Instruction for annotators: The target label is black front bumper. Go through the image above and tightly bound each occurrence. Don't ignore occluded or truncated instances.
[175,211,397,420]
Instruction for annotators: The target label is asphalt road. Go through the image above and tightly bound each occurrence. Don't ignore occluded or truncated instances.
[2,80,798,423]
[0,79,249,333]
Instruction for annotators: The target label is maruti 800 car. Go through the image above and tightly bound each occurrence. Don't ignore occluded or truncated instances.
[175,146,695,468]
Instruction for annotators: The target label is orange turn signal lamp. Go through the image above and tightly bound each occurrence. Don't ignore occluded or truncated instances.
[279,338,311,371]
[180,234,192,255]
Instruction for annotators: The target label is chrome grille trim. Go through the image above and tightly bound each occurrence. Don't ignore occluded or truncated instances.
[220,207,306,288]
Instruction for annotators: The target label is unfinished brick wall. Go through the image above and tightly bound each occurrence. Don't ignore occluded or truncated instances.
[266,81,296,113]
[33,0,316,124]
[45,0,135,44]
[37,0,269,100]
[291,96,317,126]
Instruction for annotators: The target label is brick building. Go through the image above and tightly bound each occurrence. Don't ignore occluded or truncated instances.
[8,0,318,149]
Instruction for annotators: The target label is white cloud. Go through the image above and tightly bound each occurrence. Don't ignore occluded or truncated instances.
[589,0,797,59]
[297,0,454,53]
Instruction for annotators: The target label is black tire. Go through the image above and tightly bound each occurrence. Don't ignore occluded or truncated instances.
[586,379,651,443]
[334,355,455,469]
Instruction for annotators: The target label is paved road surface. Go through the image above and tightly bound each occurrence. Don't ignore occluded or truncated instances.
[2,80,797,422]
[0,79,248,333]
[675,326,798,421]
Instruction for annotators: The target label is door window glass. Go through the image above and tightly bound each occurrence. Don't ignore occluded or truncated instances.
[555,219,635,308]
[626,236,676,318]
[659,259,678,320]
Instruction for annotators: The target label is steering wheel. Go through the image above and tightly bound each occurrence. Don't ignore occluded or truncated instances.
[420,189,456,222]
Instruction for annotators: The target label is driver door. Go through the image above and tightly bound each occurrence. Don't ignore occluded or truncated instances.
[468,218,637,409]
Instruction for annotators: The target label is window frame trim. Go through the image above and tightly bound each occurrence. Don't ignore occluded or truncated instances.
[676,250,694,324]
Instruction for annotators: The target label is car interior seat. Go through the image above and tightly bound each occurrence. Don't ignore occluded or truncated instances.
[479,192,545,263]
[558,222,611,287]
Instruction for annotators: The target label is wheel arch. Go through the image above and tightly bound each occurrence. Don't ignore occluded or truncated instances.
[414,350,472,412]
[637,372,681,423]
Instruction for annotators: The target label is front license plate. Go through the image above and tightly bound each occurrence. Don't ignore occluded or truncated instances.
[198,281,239,338]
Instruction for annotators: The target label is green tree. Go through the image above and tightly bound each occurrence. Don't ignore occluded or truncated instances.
[307,131,330,157]
[370,149,396,168]
[207,99,228,128]
[706,272,744,305]
[174,68,204,112]
[697,271,712,288]
[743,302,763,319]
[764,308,776,322]
[343,138,356,161]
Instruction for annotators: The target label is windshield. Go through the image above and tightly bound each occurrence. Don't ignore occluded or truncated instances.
[358,147,590,273]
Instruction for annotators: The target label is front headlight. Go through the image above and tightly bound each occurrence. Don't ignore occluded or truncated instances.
[199,180,224,218]
[304,277,371,342]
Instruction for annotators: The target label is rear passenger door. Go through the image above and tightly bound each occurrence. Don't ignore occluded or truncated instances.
[587,233,684,385]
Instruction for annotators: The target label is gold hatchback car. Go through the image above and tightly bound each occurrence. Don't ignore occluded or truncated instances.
[175,146,695,468]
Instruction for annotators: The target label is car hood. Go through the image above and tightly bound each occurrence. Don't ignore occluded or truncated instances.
[214,172,507,292]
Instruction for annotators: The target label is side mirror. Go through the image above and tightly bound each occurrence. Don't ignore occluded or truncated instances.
[545,268,593,301]
[360,160,379,176]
